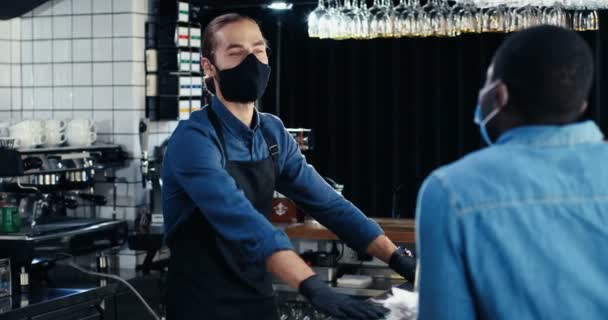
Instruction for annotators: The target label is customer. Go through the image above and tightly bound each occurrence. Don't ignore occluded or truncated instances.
[416,25,608,319]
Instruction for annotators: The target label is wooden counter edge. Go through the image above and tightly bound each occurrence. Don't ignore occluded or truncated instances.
[281,218,416,244]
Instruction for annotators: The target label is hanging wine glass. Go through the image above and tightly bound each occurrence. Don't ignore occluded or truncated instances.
[430,0,451,36]
[449,0,468,36]
[394,0,410,17]
[481,0,508,33]
[583,0,600,31]
[308,0,328,38]
[354,0,371,39]
[399,0,423,36]
[421,0,446,36]
[543,1,568,27]
[317,0,335,39]
[372,0,396,37]
[338,0,357,39]
[462,0,482,33]
[394,0,410,35]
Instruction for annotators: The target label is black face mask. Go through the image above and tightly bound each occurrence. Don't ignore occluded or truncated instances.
[214,53,271,103]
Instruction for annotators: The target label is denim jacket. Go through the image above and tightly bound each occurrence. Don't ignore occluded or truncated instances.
[416,120,608,320]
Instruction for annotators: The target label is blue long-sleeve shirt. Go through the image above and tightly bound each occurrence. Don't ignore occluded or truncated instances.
[416,120,608,320]
[162,97,383,263]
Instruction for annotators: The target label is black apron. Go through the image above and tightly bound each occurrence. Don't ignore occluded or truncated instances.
[166,106,281,320]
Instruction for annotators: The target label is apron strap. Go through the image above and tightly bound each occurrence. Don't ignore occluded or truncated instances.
[259,120,281,178]
[206,105,229,161]
[206,106,280,177]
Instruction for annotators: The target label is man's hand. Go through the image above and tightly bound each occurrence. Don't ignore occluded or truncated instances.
[389,247,417,282]
[365,235,417,282]
[299,275,388,320]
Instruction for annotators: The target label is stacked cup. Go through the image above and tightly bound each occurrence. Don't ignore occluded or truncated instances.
[43,120,67,147]
[66,119,97,147]
[9,120,47,149]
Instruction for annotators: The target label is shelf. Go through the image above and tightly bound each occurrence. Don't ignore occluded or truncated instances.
[16,144,124,155]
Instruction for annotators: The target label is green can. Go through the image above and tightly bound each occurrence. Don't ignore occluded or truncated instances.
[1,206,19,233]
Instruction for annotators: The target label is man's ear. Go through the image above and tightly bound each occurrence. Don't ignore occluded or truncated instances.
[495,80,509,109]
[579,101,588,116]
[202,57,216,77]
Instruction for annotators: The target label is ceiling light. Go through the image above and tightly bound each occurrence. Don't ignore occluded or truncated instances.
[268,2,293,10]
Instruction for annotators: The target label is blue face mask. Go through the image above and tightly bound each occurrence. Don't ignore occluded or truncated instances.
[474,105,493,145]
[474,103,502,146]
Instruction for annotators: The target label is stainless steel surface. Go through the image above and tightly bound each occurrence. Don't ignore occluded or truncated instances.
[16,144,121,154]
[273,277,406,298]
[30,195,49,230]
[0,219,126,241]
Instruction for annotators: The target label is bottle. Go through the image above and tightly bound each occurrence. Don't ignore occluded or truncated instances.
[0,194,6,233]
[9,197,20,233]
[1,196,19,233]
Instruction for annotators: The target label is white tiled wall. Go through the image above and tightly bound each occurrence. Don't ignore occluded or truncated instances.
[0,0,179,223]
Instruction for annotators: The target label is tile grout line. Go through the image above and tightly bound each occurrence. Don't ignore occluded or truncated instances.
[90,1,94,121]
[8,18,13,118]
[70,0,74,117]
[111,0,115,144]
[50,0,55,118]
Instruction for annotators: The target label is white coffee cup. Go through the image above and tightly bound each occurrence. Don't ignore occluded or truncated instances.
[66,119,96,147]
[11,120,43,135]
[9,121,47,148]
[44,119,66,132]
[44,132,67,147]
[42,120,67,147]
[9,131,46,148]
[66,130,96,147]
[67,119,95,131]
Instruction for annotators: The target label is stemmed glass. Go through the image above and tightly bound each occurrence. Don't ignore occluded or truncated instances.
[337,0,356,39]
[393,0,411,36]
[354,0,371,39]
[317,0,334,39]
[481,0,509,32]
[327,0,344,39]
[308,0,328,38]
[423,0,450,37]
[574,0,600,31]
[449,0,469,36]
[420,0,439,36]
[462,0,482,33]
[372,0,397,37]
[399,0,425,36]
[543,2,569,27]
[307,0,602,40]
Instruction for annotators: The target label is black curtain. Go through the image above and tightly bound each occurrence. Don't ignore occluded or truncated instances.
[201,6,608,218]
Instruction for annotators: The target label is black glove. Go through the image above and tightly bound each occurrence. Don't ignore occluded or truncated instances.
[299,275,388,320]
[389,247,417,282]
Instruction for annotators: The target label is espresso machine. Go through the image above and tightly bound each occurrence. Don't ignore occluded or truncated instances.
[0,143,130,296]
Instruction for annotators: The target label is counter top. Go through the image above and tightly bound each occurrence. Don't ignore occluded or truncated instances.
[0,264,146,320]
[0,285,117,320]
[283,218,416,243]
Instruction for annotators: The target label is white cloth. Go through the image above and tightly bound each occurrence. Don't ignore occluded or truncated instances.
[373,287,418,320]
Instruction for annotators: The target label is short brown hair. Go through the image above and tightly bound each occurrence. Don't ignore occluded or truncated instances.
[202,13,258,64]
